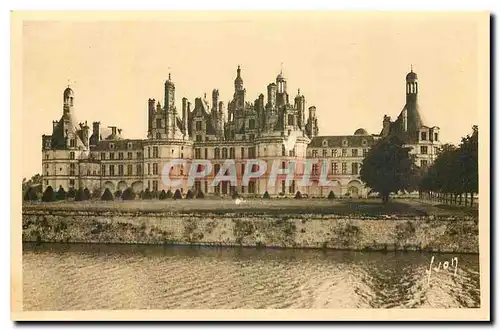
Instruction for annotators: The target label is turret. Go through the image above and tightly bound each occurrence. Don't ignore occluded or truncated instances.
[63,86,74,114]
[267,83,277,108]
[212,89,219,113]
[234,65,243,91]
[164,73,175,112]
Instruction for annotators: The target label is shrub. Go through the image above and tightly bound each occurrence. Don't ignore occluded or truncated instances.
[67,187,76,199]
[91,188,101,200]
[56,186,67,200]
[101,188,114,201]
[122,187,135,200]
[166,190,173,199]
[294,191,302,199]
[42,186,55,202]
[173,189,182,200]
[23,187,38,201]
[186,190,194,199]
[151,190,159,199]
[159,189,167,200]
[232,191,239,200]
[114,190,122,199]
[196,190,205,199]
[142,188,152,200]
[263,191,270,199]
[75,188,85,201]
[328,191,336,200]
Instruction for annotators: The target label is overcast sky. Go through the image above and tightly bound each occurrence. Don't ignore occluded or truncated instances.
[20,12,486,178]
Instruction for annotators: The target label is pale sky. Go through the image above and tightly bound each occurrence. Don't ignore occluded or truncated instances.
[20,12,486,178]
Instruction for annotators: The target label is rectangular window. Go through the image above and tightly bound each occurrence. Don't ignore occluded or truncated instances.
[322,149,327,157]
[127,164,133,176]
[147,147,151,158]
[101,165,106,176]
[352,163,359,175]
[352,149,358,157]
[421,159,428,168]
[109,165,115,176]
[153,163,158,175]
[69,163,75,176]
[136,164,142,176]
[127,152,132,160]
[118,152,124,160]
[241,147,245,159]
[137,152,142,159]
[195,148,201,159]
[332,149,338,157]
[153,147,159,158]
[312,149,318,157]
[312,164,319,175]
[434,133,438,141]
[153,180,158,192]
[118,164,124,176]
[147,163,151,175]
[70,152,75,160]
[205,148,208,159]
[332,162,338,174]
[341,162,347,174]
[70,139,76,147]
[341,149,347,157]
[156,118,162,129]
[109,152,115,160]
[241,164,245,175]
[420,146,428,154]
[421,132,427,141]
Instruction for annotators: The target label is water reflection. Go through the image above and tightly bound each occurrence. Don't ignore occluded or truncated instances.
[23,243,480,310]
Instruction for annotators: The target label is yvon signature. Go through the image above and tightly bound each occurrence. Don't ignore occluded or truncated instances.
[426,256,458,285]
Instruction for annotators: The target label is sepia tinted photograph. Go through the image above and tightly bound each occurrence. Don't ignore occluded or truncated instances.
[11,11,490,321]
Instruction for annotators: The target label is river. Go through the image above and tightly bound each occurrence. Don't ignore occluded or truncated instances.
[22,243,480,310]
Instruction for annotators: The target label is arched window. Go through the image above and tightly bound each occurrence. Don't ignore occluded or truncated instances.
[282,144,286,156]
[222,148,228,159]
[215,148,220,159]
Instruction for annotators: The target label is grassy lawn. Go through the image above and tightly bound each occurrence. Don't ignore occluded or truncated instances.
[22,198,478,218]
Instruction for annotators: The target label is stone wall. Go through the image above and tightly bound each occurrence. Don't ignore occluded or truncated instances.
[22,208,479,253]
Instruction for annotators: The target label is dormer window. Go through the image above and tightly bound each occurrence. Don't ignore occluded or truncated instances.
[322,139,328,147]
[362,139,367,146]
[342,139,348,147]
[109,143,115,149]
[421,132,427,141]
[127,142,132,149]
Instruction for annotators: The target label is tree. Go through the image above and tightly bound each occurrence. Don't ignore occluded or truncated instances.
[360,136,417,203]
[294,191,302,199]
[23,187,38,201]
[263,191,270,199]
[159,189,167,200]
[142,188,152,200]
[67,187,76,199]
[196,190,205,199]
[121,187,135,200]
[186,190,194,199]
[42,186,55,202]
[75,188,85,201]
[114,189,122,199]
[459,126,478,206]
[327,191,336,200]
[173,189,182,200]
[22,174,42,196]
[56,186,67,200]
[166,190,173,199]
[91,188,102,200]
[101,188,114,201]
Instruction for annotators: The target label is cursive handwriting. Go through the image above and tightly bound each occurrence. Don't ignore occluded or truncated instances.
[426,256,458,285]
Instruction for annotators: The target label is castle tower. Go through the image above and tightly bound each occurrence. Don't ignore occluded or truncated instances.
[276,67,288,106]
[164,73,175,112]
[404,66,424,134]
[63,86,74,114]
[234,65,243,91]
[267,83,277,108]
